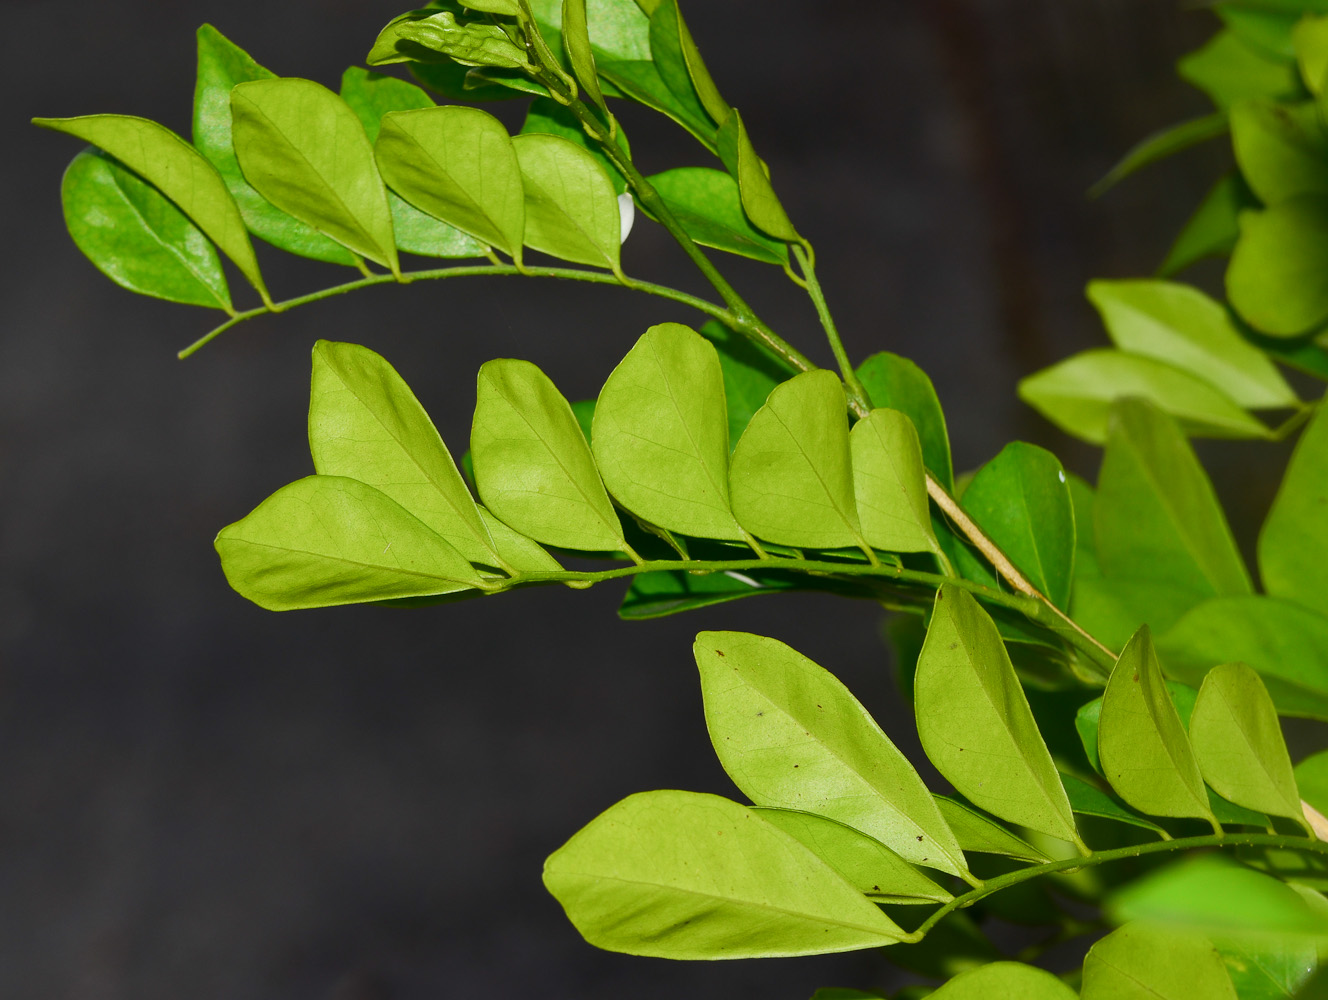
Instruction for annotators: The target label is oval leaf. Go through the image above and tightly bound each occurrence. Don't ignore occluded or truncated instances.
[215,475,481,610]
[850,408,935,555]
[695,631,969,879]
[1260,403,1328,618]
[1232,99,1328,205]
[646,167,789,264]
[471,358,626,552]
[1083,922,1238,1000]
[1228,194,1328,336]
[716,108,798,242]
[231,78,399,273]
[512,132,621,271]
[591,323,743,540]
[61,149,232,311]
[915,585,1080,844]
[1159,172,1257,277]
[930,962,1078,1000]
[542,790,910,959]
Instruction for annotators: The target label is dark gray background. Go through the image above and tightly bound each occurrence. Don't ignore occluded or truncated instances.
[3,1,1236,997]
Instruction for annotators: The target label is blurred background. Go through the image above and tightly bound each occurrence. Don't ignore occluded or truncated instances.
[2,1,1244,996]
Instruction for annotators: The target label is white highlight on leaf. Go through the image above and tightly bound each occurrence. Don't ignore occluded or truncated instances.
[618,192,635,244]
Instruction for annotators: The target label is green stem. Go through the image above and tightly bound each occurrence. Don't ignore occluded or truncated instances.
[792,243,872,415]
[906,832,1328,942]
[177,265,735,359]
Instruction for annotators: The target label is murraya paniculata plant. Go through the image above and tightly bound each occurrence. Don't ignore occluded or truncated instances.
[33,0,1328,995]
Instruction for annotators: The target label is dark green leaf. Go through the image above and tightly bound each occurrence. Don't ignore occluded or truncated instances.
[715,108,798,242]
[1260,404,1328,618]
[1159,172,1258,277]
[645,167,788,264]
[513,133,622,271]
[408,57,524,102]
[1060,771,1169,837]
[856,352,953,491]
[1228,195,1328,336]
[1218,5,1301,60]
[1082,921,1238,1000]
[1179,29,1303,111]
[932,795,1051,863]
[1090,114,1227,198]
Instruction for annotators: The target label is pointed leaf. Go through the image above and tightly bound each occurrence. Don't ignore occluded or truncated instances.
[376,105,523,261]
[1099,626,1215,823]
[471,358,625,551]
[1060,772,1169,837]
[61,149,231,311]
[542,789,910,959]
[1087,279,1297,409]
[729,370,864,550]
[1179,29,1303,111]
[695,631,969,878]
[215,475,481,610]
[192,25,355,265]
[1159,172,1258,276]
[645,167,788,264]
[915,586,1080,843]
[591,323,742,539]
[1082,922,1238,1000]
[929,962,1078,1000]
[716,108,798,242]
[1190,662,1304,822]
[856,352,953,491]
[751,808,952,904]
[1261,404,1328,617]
[1090,113,1227,197]
[649,0,728,127]
[932,795,1051,864]
[512,132,621,271]
[666,0,728,123]
[230,78,399,272]
[34,113,270,302]
[1228,194,1328,336]
[562,0,608,117]
[849,409,936,554]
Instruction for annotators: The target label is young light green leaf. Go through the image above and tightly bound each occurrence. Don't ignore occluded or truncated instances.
[716,109,798,243]
[932,795,1051,864]
[915,586,1080,845]
[231,78,399,273]
[645,168,788,264]
[949,442,1075,610]
[1089,114,1227,198]
[751,808,953,904]
[215,475,482,610]
[1096,397,1252,615]
[338,67,486,260]
[471,358,626,552]
[512,133,621,272]
[695,631,969,878]
[1159,172,1257,277]
[1087,279,1297,409]
[562,0,608,117]
[1158,597,1328,720]
[1018,348,1270,442]
[591,323,743,540]
[856,352,953,491]
[376,105,523,262]
[1179,29,1303,111]
[1261,404,1328,618]
[1082,922,1238,1000]
[849,409,936,555]
[1060,772,1169,837]
[1228,195,1328,336]
[1191,662,1304,824]
[1099,626,1216,825]
[34,113,271,304]
[729,370,865,550]
[928,962,1078,1000]
[542,789,910,959]
[1231,99,1328,206]
[192,25,355,265]
[307,339,513,571]
[61,149,232,311]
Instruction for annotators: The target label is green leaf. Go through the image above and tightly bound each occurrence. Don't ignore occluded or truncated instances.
[1295,14,1328,95]
[376,105,523,261]
[60,149,232,311]
[1261,404,1328,617]
[915,585,1080,844]
[591,323,743,539]
[542,789,910,958]
[471,358,626,551]
[1219,5,1301,61]
[716,109,798,242]
[1075,679,1200,774]
[695,631,970,879]
[191,25,355,265]
[307,340,521,571]
[1087,279,1297,410]
[849,408,936,555]
[562,0,608,117]
[1179,29,1303,111]
[369,9,528,69]
[618,567,795,619]
[928,962,1078,1000]
[648,0,727,127]
[527,0,652,62]
[1297,750,1328,817]
[407,56,525,103]
[230,78,399,273]
[729,370,866,550]
[1099,626,1215,824]
[599,58,717,146]
[751,808,952,904]
[856,352,953,491]
[1090,113,1228,198]
[1060,771,1169,837]
[1214,928,1318,1000]
[1095,398,1252,616]
[338,67,486,260]
[1232,99,1328,205]
[1191,662,1304,824]
[215,475,482,610]
[521,97,629,194]
[1228,194,1328,336]
[645,167,788,264]
[1018,349,1270,443]
[932,794,1051,863]
[34,113,271,303]
[1157,596,1328,721]
[1082,921,1238,1000]
[512,132,621,271]
[1159,172,1258,276]
[949,442,1074,610]
[698,320,792,447]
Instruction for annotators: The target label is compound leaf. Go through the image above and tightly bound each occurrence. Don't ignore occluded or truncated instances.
[512,132,621,271]
[1060,772,1168,837]
[562,0,608,117]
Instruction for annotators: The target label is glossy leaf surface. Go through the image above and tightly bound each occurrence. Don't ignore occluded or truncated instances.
[543,790,909,958]
[1260,404,1328,617]
[512,132,621,271]
[652,0,727,123]
[849,408,936,554]
[1090,114,1227,197]
[646,168,788,264]
[856,352,953,490]
[1228,195,1328,336]
[915,586,1078,843]
[696,631,969,877]
[1082,922,1237,1000]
